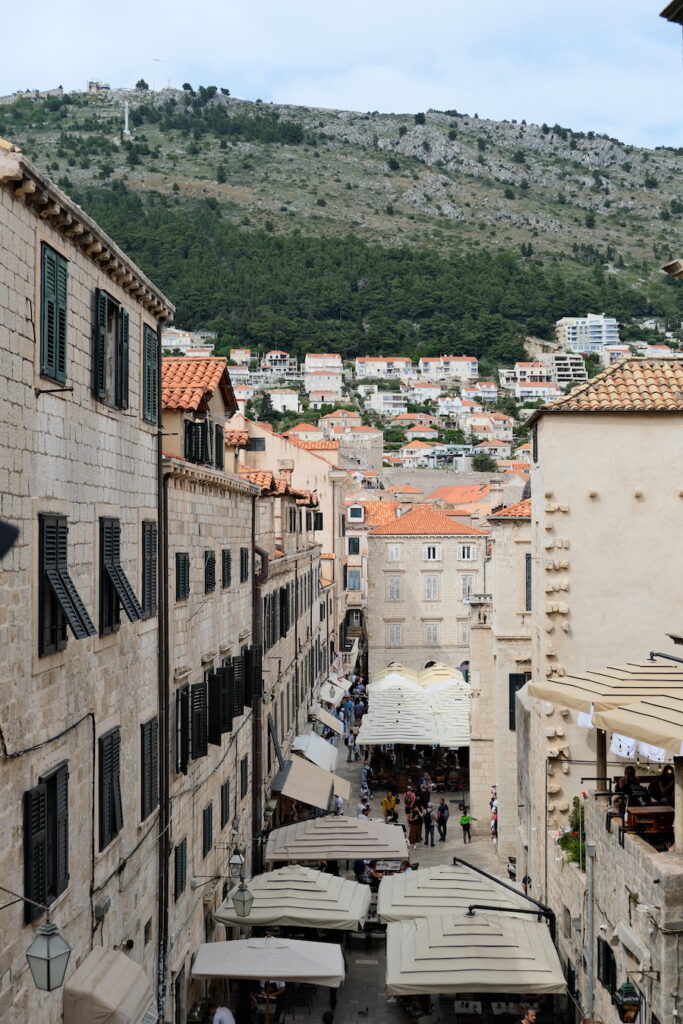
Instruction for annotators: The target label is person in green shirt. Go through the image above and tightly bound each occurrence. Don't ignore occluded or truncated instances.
[459,809,477,843]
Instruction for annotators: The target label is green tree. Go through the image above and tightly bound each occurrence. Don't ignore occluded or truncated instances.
[414,112,426,125]
[471,451,498,472]
[584,211,596,228]
[136,79,149,90]
[387,157,400,171]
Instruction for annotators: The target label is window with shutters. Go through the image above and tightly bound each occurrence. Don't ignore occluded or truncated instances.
[204,550,216,594]
[221,549,232,589]
[214,424,224,470]
[348,537,360,555]
[100,518,144,635]
[142,325,158,424]
[423,544,442,562]
[99,729,123,850]
[423,574,440,601]
[240,755,249,799]
[176,552,190,601]
[38,514,96,656]
[531,425,538,463]
[596,937,617,993]
[387,574,402,601]
[140,717,159,821]
[386,622,402,647]
[141,521,157,619]
[457,544,476,561]
[424,622,440,646]
[524,552,532,612]
[279,586,289,637]
[220,781,230,829]
[314,511,323,531]
[191,681,208,760]
[347,568,361,591]
[40,244,68,383]
[387,544,401,562]
[202,804,213,858]
[23,762,69,922]
[240,547,249,583]
[174,838,187,900]
[176,686,190,774]
[459,621,470,645]
[460,574,475,602]
[184,419,210,465]
[508,673,529,731]
[232,655,245,718]
[92,289,129,409]
[339,514,345,537]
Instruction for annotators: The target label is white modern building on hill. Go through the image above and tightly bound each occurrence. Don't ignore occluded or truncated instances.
[555,313,620,353]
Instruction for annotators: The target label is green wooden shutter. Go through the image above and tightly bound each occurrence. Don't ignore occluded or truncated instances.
[54,764,69,897]
[92,289,108,398]
[219,664,234,733]
[116,309,129,409]
[99,732,113,849]
[204,550,216,594]
[221,549,232,589]
[232,655,245,717]
[176,553,190,601]
[40,245,68,382]
[202,804,213,857]
[55,255,67,382]
[191,682,208,759]
[525,553,532,612]
[24,784,48,922]
[246,644,263,700]
[220,781,230,829]
[174,838,187,900]
[177,687,190,775]
[508,674,528,731]
[142,521,158,618]
[207,671,223,746]
[141,718,158,820]
[143,325,158,424]
[214,424,224,470]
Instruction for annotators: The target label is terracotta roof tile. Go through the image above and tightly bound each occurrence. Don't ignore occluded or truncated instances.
[162,357,236,412]
[288,439,340,450]
[370,508,489,536]
[531,359,683,420]
[426,484,491,504]
[489,498,532,520]
[387,484,423,494]
[224,429,249,448]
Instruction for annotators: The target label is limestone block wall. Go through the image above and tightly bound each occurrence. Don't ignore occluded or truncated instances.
[0,170,168,1021]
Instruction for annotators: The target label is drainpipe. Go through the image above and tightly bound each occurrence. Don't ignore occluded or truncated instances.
[156,321,171,1020]
[252,532,268,871]
[586,841,596,1018]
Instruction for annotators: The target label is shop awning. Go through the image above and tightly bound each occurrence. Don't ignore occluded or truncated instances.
[385,913,566,996]
[292,732,339,773]
[192,937,345,987]
[214,865,371,931]
[378,864,533,923]
[528,662,683,713]
[63,947,156,1024]
[271,757,334,810]
[310,705,343,735]
[320,680,346,707]
[265,814,409,863]
[593,693,683,753]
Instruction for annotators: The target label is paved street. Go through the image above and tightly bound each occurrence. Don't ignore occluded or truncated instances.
[281,751,514,1024]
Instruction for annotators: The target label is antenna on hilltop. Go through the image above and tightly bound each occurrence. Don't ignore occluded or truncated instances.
[153,58,164,92]
[123,101,131,136]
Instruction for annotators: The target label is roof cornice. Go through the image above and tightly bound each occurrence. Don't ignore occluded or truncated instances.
[0,140,174,320]
[163,456,259,495]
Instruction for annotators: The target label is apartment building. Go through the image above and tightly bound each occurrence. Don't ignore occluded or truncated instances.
[418,355,479,381]
[162,327,215,356]
[354,356,413,378]
[366,507,489,678]
[468,498,531,851]
[514,381,563,402]
[343,499,401,644]
[364,391,408,416]
[230,347,252,365]
[303,370,343,400]
[0,139,173,1021]
[318,409,362,435]
[517,360,683,1022]
[160,358,259,1020]
[536,351,588,385]
[555,313,620,353]
[269,388,300,413]
[402,380,442,402]
[304,352,342,374]
[461,381,498,403]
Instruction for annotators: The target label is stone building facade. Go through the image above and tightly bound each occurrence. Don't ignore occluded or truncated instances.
[468,498,531,846]
[366,507,489,678]
[0,139,173,1022]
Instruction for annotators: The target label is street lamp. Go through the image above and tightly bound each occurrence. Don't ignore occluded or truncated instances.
[613,981,641,1023]
[25,920,72,992]
[232,881,254,918]
[228,852,245,880]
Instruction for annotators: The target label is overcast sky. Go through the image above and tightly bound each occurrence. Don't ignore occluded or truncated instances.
[3,1,681,148]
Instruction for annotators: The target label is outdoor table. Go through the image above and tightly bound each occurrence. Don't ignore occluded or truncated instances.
[625,805,675,832]
[376,859,403,873]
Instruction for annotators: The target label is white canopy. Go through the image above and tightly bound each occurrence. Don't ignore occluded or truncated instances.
[320,680,346,707]
[271,757,350,808]
[292,732,339,773]
[310,705,343,736]
[368,673,422,694]
[385,913,566,996]
[357,679,470,748]
[378,865,533,923]
[265,814,409,863]
[63,947,156,1024]
[192,937,345,987]
[214,865,371,930]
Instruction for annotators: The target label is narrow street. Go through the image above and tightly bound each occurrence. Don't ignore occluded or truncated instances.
[294,750,513,1024]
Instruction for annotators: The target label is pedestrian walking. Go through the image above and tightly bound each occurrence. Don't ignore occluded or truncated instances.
[459,809,477,843]
[361,760,373,797]
[345,730,356,762]
[518,1008,537,1024]
[381,791,398,823]
[404,785,417,819]
[408,803,423,848]
[334,793,345,816]
[436,798,449,841]
[423,802,436,847]
[357,798,369,818]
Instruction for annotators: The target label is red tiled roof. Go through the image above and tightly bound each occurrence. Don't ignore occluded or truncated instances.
[426,484,491,504]
[225,429,249,448]
[162,357,236,412]
[387,484,423,494]
[402,440,435,450]
[489,498,532,520]
[370,508,489,536]
[531,359,683,419]
[288,439,340,451]
[285,423,322,433]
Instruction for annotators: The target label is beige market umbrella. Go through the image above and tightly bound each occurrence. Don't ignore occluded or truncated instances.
[378,865,531,923]
[357,681,470,747]
[192,936,345,986]
[385,913,565,995]
[371,664,419,684]
[265,814,409,863]
[593,693,683,753]
[528,662,683,713]
[418,663,466,687]
[292,732,339,773]
[214,865,371,931]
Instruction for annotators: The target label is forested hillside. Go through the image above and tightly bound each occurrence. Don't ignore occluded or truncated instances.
[3,87,683,359]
